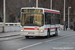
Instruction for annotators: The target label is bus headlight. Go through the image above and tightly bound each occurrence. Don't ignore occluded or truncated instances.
[40,30,44,33]
[21,30,24,31]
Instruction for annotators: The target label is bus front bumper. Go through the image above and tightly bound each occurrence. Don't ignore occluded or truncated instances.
[20,32,45,36]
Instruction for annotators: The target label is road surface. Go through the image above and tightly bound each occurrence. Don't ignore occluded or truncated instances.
[0,30,75,50]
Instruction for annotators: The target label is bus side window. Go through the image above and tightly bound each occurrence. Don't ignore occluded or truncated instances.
[55,14,60,24]
[45,13,47,24]
[45,12,51,24]
[51,13,55,25]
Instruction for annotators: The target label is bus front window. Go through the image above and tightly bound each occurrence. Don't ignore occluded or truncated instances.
[21,14,44,26]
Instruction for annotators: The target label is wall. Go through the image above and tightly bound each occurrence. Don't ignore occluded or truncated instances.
[0,23,21,32]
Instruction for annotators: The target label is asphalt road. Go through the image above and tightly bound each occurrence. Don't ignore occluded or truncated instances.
[0,30,75,50]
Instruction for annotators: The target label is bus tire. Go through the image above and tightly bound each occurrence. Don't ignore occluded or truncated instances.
[47,29,50,38]
[54,28,58,36]
[25,36,29,39]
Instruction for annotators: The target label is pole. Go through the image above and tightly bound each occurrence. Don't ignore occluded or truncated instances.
[50,0,52,9]
[68,7,71,30]
[64,0,65,30]
[36,0,38,8]
[3,0,6,32]
[68,7,69,29]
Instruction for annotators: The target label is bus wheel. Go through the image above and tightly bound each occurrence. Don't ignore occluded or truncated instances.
[47,29,50,38]
[25,36,29,39]
[55,29,58,36]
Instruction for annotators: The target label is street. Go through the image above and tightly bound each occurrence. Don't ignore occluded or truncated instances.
[0,30,75,50]
[1,0,75,50]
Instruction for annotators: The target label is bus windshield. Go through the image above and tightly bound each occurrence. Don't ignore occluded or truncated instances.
[21,14,44,26]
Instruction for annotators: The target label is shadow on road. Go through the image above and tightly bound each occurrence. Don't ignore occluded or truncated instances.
[22,35,62,40]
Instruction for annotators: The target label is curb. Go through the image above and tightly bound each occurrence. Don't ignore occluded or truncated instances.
[0,34,20,38]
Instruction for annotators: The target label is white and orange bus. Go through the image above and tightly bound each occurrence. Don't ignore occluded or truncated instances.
[20,7,60,38]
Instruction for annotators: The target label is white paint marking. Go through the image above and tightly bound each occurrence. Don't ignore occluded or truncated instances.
[45,34,75,42]
[17,34,75,50]
[18,42,42,50]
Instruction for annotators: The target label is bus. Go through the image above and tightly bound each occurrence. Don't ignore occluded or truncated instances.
[20,7,60,38]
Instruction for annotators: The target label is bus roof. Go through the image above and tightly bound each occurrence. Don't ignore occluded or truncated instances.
[21,7,60,14]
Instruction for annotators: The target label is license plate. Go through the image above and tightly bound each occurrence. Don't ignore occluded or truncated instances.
[29,32,34,34]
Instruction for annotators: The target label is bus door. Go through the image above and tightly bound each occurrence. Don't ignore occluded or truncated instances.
[50,13,56,35]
